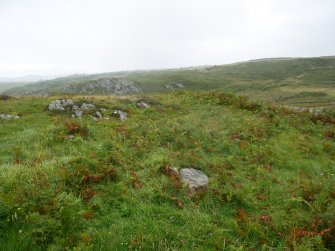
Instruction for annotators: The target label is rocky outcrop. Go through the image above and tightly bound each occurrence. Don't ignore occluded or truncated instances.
[48,99,106,120]
[63,78,141,95]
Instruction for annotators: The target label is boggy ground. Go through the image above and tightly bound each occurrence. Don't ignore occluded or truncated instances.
[0,91,334,250]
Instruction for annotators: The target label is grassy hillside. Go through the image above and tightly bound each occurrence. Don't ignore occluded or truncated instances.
[3,57,335,110]
[0,92,334,250]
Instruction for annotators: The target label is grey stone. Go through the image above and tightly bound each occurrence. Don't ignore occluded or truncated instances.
[136,101,150,109]
[48,99,74,111]
[112,110,128,121]
[165,84,175,91]
[81,103,96,111]
[96,111,103,119]
[0,114,20,120]
[175,82,185,88]
[179,168,209,194]
[74,110,83,117]
[48,100,64,111]
[72,105,79,110]
[62,99,74,106]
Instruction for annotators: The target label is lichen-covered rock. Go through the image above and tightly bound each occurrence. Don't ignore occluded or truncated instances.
[48,100,64,110]
[74,110,83,117]
[112,110,128,121]
[80,103,96,111]
[48,99,74,111]
[179,168,209,194]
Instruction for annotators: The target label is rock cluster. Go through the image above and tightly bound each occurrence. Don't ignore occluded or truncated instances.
[165,166,209,194]
[0,114,20,120]
[48,99,104,120]
[47,98,155,122]
[48,99,74,111]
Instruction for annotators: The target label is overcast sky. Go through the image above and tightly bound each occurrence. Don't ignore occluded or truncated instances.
[0,0,334,77]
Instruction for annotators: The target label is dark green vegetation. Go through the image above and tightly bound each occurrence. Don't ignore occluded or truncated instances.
[0,92,334,250]
[3,57,335,111]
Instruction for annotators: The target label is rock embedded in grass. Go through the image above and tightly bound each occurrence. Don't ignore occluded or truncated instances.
[81,103,96,111]
[112,110,128,121]
[48,99,74,111]
[136,101,150,109]
[0,114,20,120]
[165,166,209,194]
[179,168,209,194]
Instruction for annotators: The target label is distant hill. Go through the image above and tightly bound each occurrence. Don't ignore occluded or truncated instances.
[3,56,335,109]
[0,74,69,83]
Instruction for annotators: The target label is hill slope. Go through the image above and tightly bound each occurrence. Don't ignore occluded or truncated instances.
[0,92,334,250]
[3,56,335,109]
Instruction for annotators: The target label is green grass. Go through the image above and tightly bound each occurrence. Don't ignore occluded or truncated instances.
[0,92,334,250]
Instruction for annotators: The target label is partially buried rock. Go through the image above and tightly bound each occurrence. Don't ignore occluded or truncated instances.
[81,103,96,111]
[179,168,209,194]
[48,99,74,111]
[112,110,127,121]
[165,166,180,178]
[91,111,103,121]
[95,111,103,119]
[74,110,83,117]
[0,114,20,120]
[136,101,150,109]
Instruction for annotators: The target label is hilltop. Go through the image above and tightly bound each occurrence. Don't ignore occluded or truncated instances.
[2,56,335,110]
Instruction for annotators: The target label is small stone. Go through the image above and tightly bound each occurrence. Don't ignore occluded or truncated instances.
[75,110,83,117]
[0,114,19,120]
[96,111,103,119]
[179,168,209,194]
[165,166,179,178]
[136,102,150,109]
[112,110,128,121]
